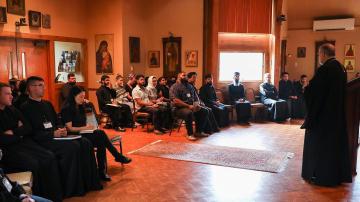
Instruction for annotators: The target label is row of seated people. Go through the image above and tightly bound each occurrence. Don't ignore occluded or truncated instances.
[0,77,132,202]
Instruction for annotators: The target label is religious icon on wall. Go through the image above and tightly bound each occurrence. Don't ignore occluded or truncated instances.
[345,44,355,57]
[163,37,181,77]
[297,47,306,58]
[148,51,160,67]
[185,50,198,67]
[129,37,140,63]
[6,0,25,16]
[28,11,41,27]
[42,14,51,29]
[95,34,114,74]
[0,7,7,24]
[344,59,355,72]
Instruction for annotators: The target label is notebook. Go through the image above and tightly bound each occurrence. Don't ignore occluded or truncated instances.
[54,135,81,140]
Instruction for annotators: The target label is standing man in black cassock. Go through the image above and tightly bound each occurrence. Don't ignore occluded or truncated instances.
[228,72,251,123]
[301,43,352,186]
[0,82,62,202]
[199,74,230,127]
[20,76,102,198]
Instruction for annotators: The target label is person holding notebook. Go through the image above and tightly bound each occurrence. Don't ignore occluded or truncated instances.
[61,86,132,181]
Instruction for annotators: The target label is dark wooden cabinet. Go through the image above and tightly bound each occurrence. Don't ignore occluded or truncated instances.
[219,0,272,34]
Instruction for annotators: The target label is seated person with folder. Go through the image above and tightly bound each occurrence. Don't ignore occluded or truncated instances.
[61,86,132,181]
[20,76,102,198]
[96,75,134,132]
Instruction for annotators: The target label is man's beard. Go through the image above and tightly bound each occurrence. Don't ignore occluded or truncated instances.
[180,78,187,83]
[69,82,76,86]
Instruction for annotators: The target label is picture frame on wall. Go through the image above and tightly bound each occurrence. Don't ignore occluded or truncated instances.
[185,50,198,67]
[148,51,160,67]
[345,44,355,57]
[163,37,181,77]
[129,37,140,63]
[297,47,306,58]
[95,34,114,74]
[28,11,42,27]
[0,7,7,24]
[344,59,355,72]
[42,14,51,29]
[6,0,25,16]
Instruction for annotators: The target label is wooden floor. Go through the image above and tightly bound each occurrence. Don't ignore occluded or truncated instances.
[65,120,360,202]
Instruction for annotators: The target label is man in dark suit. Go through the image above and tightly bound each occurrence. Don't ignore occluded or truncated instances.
[228,72,251,123]
[301,43,352,186]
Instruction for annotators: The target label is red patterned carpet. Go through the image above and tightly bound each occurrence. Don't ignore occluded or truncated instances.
[65,120,360,202]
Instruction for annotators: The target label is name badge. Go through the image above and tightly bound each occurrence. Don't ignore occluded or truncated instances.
[2,178,12,192]
[43,122,53,129]
[186,93,191,98]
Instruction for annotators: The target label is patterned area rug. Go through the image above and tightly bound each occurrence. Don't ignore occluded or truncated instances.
[129,140,294,173]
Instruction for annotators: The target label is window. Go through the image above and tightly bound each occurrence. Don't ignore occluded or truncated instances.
[219,52,264,82]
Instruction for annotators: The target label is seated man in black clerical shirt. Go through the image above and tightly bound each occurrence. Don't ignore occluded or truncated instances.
[20,76,102,198]
[199,74,229,127]
[228,72,252,123]
[0,82,62,202]
[259,73,289,122]
[187,72,219,134]
[96,75,134,132]
[278,72,298,118]
[60,73,76,105]
[292,74,307,118]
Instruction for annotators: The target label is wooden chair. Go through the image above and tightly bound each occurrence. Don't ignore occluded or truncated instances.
[245,88,268,122]
[131,100,152,133]
[216,90,234,121]
[169,109,185,136]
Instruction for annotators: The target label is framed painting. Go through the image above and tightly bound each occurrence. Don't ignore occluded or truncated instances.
[129,37,140,63]
[297,47,306,58]
[28,11,41,27]
[7,0,25,16]
[185,50,198,67]
[344,59,355,72]
[148,51,160,67]
[42,14,51,29]
[345,44,355,58]
[0,7,7,24]
[95,34,114,74]
[163,37,181,77]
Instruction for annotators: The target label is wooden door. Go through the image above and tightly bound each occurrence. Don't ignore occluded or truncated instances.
[0,37,50,99]
[0,38,17,82]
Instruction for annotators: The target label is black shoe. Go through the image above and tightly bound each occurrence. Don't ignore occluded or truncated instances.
[115,155,132,164]
[99,172,111,181]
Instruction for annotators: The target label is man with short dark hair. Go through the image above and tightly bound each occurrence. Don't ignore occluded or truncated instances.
[96,75,133,131]
[132,75,167,134]
[21,76,102,197]
[0,82,62,202]
[125,73,137,97]
[187,72,220,134]
[279,72,297,118]
[60,73,76,105]
[228,72,251,123]
[170,72,212,140]
[199,74,229,127]
[301,43,352,186]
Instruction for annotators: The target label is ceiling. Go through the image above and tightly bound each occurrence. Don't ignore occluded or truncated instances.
[287,0,360,29]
